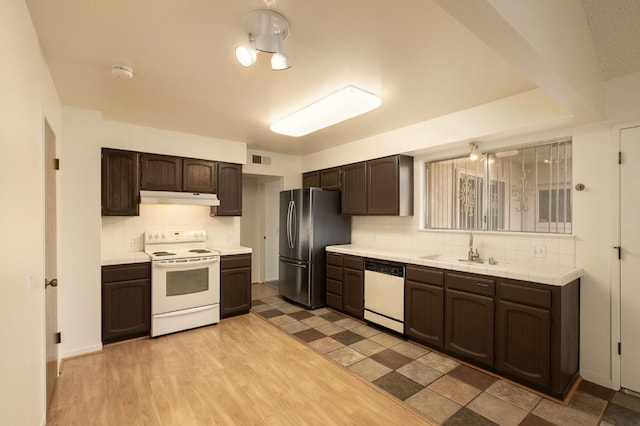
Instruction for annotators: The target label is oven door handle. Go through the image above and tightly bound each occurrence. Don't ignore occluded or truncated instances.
[154,305,215,318]
[153,257,220,268]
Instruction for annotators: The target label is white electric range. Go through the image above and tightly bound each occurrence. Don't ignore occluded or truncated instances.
[144,230,220,337]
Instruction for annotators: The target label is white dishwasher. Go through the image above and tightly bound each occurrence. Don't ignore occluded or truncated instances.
[364,259,405,333]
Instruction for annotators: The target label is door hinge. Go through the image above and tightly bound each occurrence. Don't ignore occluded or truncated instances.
[619,152,623,165]
[614,246,621,260]
[54,158,60,170]
[55,332,62,344]
[618,342,622,355]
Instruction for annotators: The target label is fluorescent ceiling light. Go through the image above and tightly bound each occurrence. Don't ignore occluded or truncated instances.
[270,86,381,137]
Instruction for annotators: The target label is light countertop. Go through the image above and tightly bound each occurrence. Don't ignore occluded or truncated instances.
[211,246,252,256]
[101,251,150,266]
[101,246,252,266]
[326,244,583,286]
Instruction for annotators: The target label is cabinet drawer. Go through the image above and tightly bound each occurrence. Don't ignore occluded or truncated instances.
[327,252,343,267]
[406,265,444,287]
[102,263,150,283]
[498,281,551,309]
[221,254,251,270]
[446,272,494,297]
[343,255,364,270]
[327,265,342,281]
[327,278,342,296]
[327,293,343,310]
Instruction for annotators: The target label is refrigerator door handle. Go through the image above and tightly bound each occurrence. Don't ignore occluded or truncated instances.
[290,201,297,248]
[287,200,294,248]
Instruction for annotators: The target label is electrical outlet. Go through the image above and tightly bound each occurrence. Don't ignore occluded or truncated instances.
[531,244,547,258]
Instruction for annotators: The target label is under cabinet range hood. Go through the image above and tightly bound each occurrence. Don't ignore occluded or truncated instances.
[140,190,220,206]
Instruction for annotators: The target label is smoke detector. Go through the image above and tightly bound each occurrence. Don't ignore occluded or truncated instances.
[111,65,134,79]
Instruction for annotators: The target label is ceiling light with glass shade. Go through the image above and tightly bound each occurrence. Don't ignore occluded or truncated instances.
[469,143,481,161]
[235,9,291,70]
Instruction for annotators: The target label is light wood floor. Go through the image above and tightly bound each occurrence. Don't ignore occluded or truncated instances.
[48,313,437,425]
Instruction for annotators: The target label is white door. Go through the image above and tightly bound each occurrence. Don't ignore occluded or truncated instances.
[263,177,282,282]
[44,120,59,409]
[620,125,640,393]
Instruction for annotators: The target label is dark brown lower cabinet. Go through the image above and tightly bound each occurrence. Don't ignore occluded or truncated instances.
[326,253,343,310]
[444,272,495,367]
[220,254,252,318]
[405,265,444,348]
[342,255,364,318]
[495,278,579,398]
[496,300,551,387]
[101,263,151,344]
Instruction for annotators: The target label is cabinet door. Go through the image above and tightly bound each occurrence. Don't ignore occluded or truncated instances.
[343,267,364,318]
[220,267,251,318]
[445,288,494,366]
[140,153,182,191]
[302,171,320,188]
[320,167,341,190]
[101,149,140,216]
[215,162,242,216]
[183,159,216,193]
[102,278,150,343]
[405,281,444,348]
[367,156,399,215]
[341,162,367,215]
[496,300,551,387]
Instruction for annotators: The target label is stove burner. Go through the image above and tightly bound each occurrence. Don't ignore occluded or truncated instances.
[153,251,176,256]
[188,249,211,254]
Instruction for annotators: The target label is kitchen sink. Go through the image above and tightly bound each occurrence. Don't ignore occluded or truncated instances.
[419,254,507,266]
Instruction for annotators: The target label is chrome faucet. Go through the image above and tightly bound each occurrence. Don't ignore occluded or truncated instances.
[468,231,480,262]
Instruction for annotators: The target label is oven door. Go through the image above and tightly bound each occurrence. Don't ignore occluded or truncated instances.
[152,256,220,315]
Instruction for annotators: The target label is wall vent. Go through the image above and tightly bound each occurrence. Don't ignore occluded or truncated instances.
[251,154,271,165]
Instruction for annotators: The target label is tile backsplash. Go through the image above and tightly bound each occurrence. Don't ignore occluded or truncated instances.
[101,204,240,254]
[351,216,575,267]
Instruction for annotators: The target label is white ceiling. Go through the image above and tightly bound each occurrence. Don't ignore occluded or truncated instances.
[26,0,640,156]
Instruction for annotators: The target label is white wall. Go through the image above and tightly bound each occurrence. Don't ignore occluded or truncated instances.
[0,1,61,424]
[244,149,301,190]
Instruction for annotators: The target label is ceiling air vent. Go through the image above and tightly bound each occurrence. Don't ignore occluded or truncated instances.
[251,154,271,165]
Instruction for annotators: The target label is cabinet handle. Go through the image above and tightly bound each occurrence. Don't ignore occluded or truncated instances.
[476,283,490,287]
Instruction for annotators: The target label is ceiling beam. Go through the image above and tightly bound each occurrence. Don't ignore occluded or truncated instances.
[434,0,605,122]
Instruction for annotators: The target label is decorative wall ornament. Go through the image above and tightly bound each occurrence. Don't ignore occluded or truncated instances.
[459,173,477,215]
[511,168,536,212]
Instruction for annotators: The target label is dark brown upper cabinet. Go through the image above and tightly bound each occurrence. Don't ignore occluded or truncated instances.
[140,153,182,191]
[320,167,341,190]
[101,148,140,216]
[214,162,243,216]
[340,155,413,216]
[302,171,320,188]
[183,159,216,193]
[341,162,367,215]
[367,155,413,216]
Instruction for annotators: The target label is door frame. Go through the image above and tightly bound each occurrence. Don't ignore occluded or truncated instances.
[610,120,640,391]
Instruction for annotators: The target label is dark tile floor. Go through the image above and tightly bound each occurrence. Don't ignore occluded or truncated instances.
[251,284,640,426]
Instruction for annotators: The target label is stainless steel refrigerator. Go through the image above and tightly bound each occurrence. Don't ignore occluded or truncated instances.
[279,188,351,308]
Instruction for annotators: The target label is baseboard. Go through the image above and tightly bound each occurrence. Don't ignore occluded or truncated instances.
[579,370,614,390]
[60,343,103,360]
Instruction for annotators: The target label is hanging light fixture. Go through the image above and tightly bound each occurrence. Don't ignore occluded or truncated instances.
[469,143,481,161]
[235,9,291,70]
